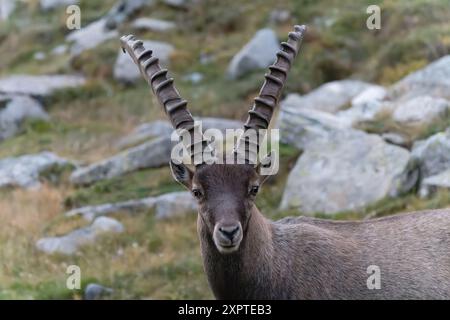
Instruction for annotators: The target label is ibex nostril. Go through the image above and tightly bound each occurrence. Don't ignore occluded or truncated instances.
[219,226,240,241]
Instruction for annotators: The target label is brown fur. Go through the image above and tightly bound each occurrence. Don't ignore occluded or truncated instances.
[173,163,450,299]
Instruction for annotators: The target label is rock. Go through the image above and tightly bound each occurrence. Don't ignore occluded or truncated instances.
[0,0,16,20]
[282,80,376,114]
[115,120,173,149]
[227,28,279,79]
[336,100,395,127]
[269,9,291,24]
[199,117,243,132]
[40,0,78,11]
[65,191,197,221]
[66,18,119,56]
[105,0,152,29]
[276,106,351,150]
[390,55,450,100]
[153,191,197,219]
[182,72,203,84]
[51,44,68,56]
[420,169,450,197]
[164,0,191,8]
[84,283,113,300]
[338,95,450,142]
[66,197,157,221]
[0,152,74,189]
[91,216,125,233]
[381,132,408,147]
[36,217,124,255]
[411,129,450,181]
[131,17,176,32]
[33,52,46,61]
[351,85,387,106]
[113,40,174,83]
[116,117,242,150]
[0,74,85,97]
[280,130,417,215]
[70,136,172,186]
[0,95,49,142]
[391,96,450,140]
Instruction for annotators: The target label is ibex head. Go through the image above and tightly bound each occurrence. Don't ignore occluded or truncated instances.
[170,158,275,253]
[120,25,306,254]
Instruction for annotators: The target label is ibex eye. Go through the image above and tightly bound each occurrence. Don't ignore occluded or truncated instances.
[250,186,259,196]
[192,189,202,199]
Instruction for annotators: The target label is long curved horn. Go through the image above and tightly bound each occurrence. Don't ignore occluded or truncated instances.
[120,34,211,165]
[234,25,307,164]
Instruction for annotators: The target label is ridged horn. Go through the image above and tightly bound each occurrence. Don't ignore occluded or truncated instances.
[234,25,307,165]
[120,34,212,165]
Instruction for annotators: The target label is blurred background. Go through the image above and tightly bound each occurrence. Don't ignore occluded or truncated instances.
[1,0,450,299]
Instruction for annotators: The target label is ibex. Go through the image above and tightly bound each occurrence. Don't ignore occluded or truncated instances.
[121,25,450,299]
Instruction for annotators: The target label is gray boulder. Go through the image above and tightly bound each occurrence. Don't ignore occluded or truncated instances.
[164,0,191,8]
[411,128,450,181]
[282,80,376,114]
[66,18,119,56]
[115,120,173,149]
[0,0,16,20]
[269,9,291,25]
[84,283,113,300]
[70,136,172,186]
[198,117,243,132]
[420,169,450,197]
[0,95,49,142]
[51,44,68,56]
[0,74,85,97]
[65,191,197,221]
[66,197,157,221]
[337,95,450,143]
[105,0,153,29]
[390,55,450,100]
[36,216,124,255]
[116,117,242,149]
[336,100,395,127]
[113,40,174,83]
[227,28,279,79]
[381,132,408,147]
[131,17,176,32]
[280,130,417,215]
[40,0,78,11]
[0,152,74,189]
[351,85,387,106]
[91,216,124,232]
[391,96,450,140]
[276,106,351,150]
[153,191,197,219]
[33,52,46,61]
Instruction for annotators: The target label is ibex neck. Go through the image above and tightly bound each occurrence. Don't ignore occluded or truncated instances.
[198,206,277,299]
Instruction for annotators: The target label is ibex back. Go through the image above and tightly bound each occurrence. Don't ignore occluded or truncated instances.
[120,25,450,299]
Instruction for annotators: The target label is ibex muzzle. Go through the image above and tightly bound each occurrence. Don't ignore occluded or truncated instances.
[189,163,267,254]
[120,26,450,299]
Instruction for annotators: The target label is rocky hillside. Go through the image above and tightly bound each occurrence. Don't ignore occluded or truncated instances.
[0,0,450,299]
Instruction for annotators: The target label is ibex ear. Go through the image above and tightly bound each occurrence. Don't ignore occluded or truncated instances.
[257,151,278,185]
[170,160,194,189]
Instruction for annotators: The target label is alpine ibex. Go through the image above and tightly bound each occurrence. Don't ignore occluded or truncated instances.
[120,25,450,299]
